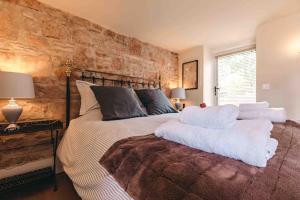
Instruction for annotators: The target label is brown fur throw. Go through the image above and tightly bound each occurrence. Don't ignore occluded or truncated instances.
[100,121,300,200]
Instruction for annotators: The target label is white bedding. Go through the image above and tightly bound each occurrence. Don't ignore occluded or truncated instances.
[57,110,179,200]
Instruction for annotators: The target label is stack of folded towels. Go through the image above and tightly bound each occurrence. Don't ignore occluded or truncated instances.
[238,101,287,123]
[155,105,278,167]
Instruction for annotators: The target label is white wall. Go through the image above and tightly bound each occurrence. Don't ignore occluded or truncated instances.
[256,12,300,120]
[178,46,217,106]
[179,12,300,117]
[203,47,217,106]
[178,46,204,105]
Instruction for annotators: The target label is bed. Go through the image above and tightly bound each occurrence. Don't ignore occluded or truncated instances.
[58,63,300,200]
[58,112,300,200]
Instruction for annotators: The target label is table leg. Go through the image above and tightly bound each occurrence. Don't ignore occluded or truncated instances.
[51,129,59,191]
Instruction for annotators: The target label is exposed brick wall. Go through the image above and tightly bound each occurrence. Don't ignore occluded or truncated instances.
[0,0,178,170]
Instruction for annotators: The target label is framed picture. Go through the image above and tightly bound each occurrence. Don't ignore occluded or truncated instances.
[182,60,198,90]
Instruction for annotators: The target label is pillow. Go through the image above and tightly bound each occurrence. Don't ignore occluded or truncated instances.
[131,88,148,114]
[135,89,178,115]
[90,86,147,121]
[76,80,100,115]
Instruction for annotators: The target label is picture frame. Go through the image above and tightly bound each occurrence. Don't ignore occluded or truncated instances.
[182,60,198,90]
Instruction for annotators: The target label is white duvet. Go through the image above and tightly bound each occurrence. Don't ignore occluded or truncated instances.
[57,110,179,200]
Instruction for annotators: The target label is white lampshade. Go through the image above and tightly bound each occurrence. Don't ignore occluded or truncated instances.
[171,88,186,99]
[0,71,35,99]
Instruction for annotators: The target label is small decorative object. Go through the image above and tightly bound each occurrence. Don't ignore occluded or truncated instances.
[171,88,186,110]
[0,71,35,130]
[182,60,198,90]
[200,103,207,108]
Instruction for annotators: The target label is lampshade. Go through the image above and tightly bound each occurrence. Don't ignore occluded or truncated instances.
[171,88,186,99]
[0,71,35,99]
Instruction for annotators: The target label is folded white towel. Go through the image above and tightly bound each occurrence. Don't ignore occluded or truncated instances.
[155,119,275,167]
[238,108,287,123]
[180,105,239,129]
[239,102,269,111]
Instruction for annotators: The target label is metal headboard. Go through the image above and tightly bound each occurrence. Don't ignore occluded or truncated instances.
[65,60,161,127]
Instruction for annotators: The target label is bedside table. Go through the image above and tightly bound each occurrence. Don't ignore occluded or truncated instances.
[0,120,63,193]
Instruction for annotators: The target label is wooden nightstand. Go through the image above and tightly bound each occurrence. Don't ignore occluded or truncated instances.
[0,120,63,193]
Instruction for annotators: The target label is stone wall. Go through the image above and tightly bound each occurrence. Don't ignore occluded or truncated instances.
[0,0,178,170]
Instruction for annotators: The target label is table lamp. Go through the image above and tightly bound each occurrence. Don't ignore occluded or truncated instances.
[171,88,186,110]
[0,71,35,130]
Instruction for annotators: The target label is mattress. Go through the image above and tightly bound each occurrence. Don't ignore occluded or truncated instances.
[57,109,179,200]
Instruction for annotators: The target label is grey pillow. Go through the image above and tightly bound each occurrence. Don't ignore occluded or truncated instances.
[90,86,147,120]
[135,89,178,115]
[131,88,148,114]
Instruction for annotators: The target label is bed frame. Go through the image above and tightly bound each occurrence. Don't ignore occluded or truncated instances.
[64,60,161,128]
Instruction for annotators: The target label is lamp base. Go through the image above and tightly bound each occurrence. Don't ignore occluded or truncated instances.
[175,100,183,111]
[4,123,20,131]
[1,98,23,131]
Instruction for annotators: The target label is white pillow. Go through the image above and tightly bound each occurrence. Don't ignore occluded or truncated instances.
[76,80,100,115]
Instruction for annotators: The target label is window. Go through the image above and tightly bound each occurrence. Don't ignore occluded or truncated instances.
[217,48,256,105]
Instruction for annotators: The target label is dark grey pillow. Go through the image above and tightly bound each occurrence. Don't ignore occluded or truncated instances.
[131,88,148,114]
[90,86,147,120]
[135,89,178,115]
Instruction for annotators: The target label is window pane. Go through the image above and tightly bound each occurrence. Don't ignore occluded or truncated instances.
[217,49,256,105]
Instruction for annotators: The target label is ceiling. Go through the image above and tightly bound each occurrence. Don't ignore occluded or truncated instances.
[39,0,300,52]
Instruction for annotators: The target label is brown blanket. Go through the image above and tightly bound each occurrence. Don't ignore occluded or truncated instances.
[100,121,300,200]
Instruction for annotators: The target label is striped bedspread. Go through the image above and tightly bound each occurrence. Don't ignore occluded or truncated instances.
[57,109,179,200]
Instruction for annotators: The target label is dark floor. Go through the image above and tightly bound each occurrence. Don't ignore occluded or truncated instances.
[0,173,81,200]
